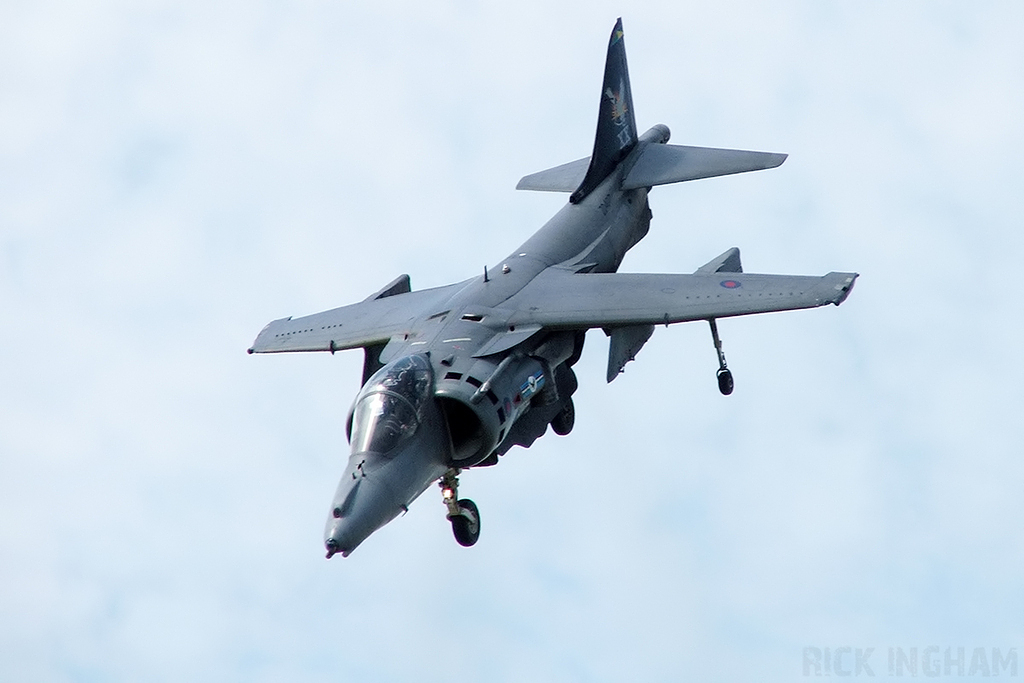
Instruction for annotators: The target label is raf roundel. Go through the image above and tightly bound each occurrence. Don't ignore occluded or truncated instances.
[720,279,742,289]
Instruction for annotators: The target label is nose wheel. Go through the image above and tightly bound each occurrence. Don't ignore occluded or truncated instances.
[440,469,481,547]
[450,498,480,547]
[709,319,734,395]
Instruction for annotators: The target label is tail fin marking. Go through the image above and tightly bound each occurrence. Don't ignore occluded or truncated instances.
[515,20,787,196]
[570,18,637,204]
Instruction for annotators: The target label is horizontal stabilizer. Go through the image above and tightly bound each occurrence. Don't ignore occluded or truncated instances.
[622,144,786,190]
[516,157,590,193]
[517,144,786,193]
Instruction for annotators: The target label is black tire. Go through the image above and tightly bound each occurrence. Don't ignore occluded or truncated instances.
[450,498,481,547]
[551,398,575,436]
[717,368,734,395]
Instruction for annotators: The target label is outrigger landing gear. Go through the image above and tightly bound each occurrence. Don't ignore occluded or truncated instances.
[439,469,480,547]
[708,318,734,395]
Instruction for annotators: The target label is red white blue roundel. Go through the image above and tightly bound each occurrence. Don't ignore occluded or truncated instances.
[720,279,741,289]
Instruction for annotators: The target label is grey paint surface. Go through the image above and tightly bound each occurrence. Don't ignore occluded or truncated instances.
[250,19,857,558]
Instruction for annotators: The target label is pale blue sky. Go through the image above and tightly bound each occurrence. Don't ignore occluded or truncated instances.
[2,2,1023,681]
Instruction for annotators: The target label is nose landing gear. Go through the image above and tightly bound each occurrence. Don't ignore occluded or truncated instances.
[440,469,480,547]
[709,318,734,395]
[450,499,480,547]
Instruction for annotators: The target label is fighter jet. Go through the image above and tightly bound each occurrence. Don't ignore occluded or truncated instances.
[248,19,857,558]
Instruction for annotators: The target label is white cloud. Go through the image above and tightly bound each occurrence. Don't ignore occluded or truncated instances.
[2,1,1022,680]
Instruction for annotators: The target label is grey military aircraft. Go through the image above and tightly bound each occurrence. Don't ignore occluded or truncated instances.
[249,19,857,558]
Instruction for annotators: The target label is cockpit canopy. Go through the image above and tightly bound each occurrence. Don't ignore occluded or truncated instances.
[350,354,433,455]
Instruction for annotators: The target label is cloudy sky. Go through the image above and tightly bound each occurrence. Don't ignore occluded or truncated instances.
[3,1,1023,681]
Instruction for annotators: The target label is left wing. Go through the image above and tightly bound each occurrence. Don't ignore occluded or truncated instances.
[249,282,464,354]
[499,269,857,329]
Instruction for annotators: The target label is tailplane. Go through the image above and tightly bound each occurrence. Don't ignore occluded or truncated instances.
[516,19,787,197]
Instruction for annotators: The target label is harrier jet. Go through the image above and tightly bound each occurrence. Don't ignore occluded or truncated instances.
[249,19,857,558]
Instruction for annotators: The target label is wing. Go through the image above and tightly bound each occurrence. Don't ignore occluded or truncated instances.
[248,282,464,354]
[500,269,857,329]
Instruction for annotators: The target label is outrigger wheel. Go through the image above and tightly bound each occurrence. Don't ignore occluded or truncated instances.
[440,469,481,547]
[709,318,734,396]
[716,368,734,395]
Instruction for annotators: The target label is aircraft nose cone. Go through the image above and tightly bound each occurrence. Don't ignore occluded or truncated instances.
[324,472,397,559]
[322,418,451,558]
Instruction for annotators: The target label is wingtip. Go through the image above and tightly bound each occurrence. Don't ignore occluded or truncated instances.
[831,273,858,306]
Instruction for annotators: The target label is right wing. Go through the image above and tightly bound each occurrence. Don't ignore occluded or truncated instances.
[248,282,464,354]
[500,269,857,330]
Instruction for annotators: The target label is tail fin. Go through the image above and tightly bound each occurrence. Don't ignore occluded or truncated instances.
[517,19,787,196]
[570,18,637,204]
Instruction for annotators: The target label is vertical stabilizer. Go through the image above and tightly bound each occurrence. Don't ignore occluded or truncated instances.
[570,18,638,204]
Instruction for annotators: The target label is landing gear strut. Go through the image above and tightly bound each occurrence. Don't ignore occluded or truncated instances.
[440,469,480,547]
[708,318,734,395]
